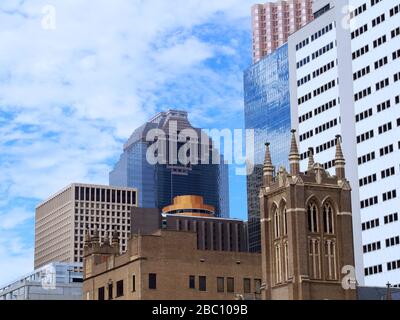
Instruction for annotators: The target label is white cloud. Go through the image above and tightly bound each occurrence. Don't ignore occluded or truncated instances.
[0,0,254,285]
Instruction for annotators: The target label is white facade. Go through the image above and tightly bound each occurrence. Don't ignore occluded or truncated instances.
[289,0,400,287]
[0,262,83,300]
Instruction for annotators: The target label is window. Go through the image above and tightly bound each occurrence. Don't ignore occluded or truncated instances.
[254,279,262,294]
[307,203,318,233]
[132,275,136,292]
[189,275,195,289]
[381,167,395,179]
[325,241,337,280]
[108,283,113,300]
[363,241,381,253]
[309,238,321,279]
[282,207,288,236]
[384,213,398,224]
[98,287,105,300]
[149,273,157,289]
[243,278,251,294]
[364,264,382,276]
[116,280,124,297]
[199,276,207,292]
[360,196,378,209]
[227,277,235,293]
[217,277,224,293]
[274,208,280,239]
[362,218,380,231]
[323,203,334,234]
[385,236,400,248]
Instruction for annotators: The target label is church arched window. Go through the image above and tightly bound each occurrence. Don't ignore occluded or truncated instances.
[282,206,288,236]
[323,203,334,234]
[307,202,318,233]
[274,208,280,239]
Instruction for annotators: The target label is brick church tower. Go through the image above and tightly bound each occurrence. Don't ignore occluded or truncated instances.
[259,130,357,300]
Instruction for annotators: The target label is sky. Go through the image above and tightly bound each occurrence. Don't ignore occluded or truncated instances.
[0,0,257,285]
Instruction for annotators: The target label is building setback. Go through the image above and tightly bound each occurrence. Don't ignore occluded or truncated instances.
[35,183,137,268]
[132,195,249,252]
[251,0,314,63]
[288,0,400,286]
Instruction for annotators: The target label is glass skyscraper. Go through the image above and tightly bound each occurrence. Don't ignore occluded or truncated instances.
[243,43,291,251]
[110,110,229,218]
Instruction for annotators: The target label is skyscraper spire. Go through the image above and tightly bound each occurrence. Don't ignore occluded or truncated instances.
[288,129,300,175]
[263,142,274,186]
[335,135,345,180]
[307,147,314,171]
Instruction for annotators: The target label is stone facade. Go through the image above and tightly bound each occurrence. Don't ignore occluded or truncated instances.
[82,230,261,300]
[259,130,357,300]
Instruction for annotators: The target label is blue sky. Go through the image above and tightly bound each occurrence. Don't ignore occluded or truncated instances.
[0,0,256,285]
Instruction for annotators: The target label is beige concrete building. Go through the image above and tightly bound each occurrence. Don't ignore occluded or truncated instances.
[35,183,137,269]
[259,131,357,300]
[252,0,314,62]
[83,230,261,300]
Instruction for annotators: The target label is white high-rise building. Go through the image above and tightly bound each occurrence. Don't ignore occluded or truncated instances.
[288,0,400,287]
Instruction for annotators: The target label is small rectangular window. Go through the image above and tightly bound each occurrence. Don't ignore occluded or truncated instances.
[132,275,136,292]
[149,273,157,289]
[189,275,195,289]
[116,280,124,297]
[217,277,224,293]
[244,278,251,294]
[227,277,235,293]
[98,287,105,300]
[199,276,207,292]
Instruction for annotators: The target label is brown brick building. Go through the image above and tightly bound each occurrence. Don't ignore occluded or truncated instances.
[259,131,357,300]
[83,196,260,300]
[82,230,261,300]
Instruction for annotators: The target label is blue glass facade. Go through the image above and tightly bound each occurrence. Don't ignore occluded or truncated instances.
[109,110,229,217]
[243,44,291,251]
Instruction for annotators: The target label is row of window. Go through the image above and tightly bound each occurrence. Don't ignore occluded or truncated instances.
[363,213,399,230]
[351,23,368,40]
[313,79,336,98]
[356,129,374,144]
[298,98,337,124]
[315,118,338,135]
[390,4,400,17]
[295,23,334,51]
[388,259,400,272]
[312,42,334,60]
[353,65,370,81]
[97,274,262,299]
[354,86,371,102]
[360,189,398,208]
[74,186,136,205]
[373,34,386,48]
[362,236,400,254]
[359,173,376,187]
[355,107,372,122]
[350,3,367,19]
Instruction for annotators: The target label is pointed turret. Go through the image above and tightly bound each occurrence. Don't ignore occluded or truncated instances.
[263,142,274,186]
[112,229,120,254]
[335,135,345,180]
[103,231,110,247]
[289,129,300,175]
[307,147,315,171]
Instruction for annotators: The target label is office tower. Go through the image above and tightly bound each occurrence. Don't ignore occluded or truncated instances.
[260,133,357,300]
[109,109,229,218]
[288,0,400,286]
[35,183,137,268]
[251,0,314,63]
[244,44,291,252]
[0,262,82,300]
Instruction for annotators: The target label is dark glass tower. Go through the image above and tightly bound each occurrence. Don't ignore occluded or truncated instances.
[243,44,291,252]
[110,110,229,217]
